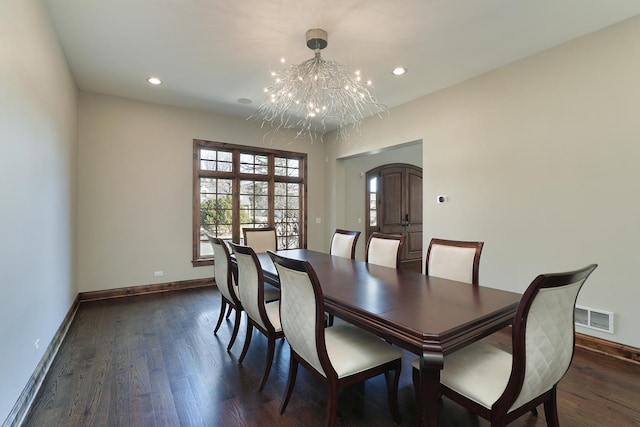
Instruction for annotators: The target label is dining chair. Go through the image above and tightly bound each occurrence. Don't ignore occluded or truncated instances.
[243,226,277,253]
[210,237,244,352]
[365,232,404,269]
[229,242,284,391]
[412,264,597,426]
[327,229,362,326]
[240,227,280,302]
[426,238,484,284]
[329,229,361,259]
[268,251,403,427]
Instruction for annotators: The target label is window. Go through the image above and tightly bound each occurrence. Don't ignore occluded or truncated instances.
[368,175,378,227]
[193,139,307,265]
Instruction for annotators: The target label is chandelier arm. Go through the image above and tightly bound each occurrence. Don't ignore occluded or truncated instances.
[250,28,388,142]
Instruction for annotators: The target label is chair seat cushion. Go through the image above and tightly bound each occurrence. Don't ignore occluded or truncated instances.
[265,300,282,332]
[325,325,402,379]
[412,341,512,409]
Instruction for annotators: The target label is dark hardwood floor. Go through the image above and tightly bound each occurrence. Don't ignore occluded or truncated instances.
[23,287,640,426]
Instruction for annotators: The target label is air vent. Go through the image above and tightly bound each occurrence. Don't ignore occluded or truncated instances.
[575,305,614,334]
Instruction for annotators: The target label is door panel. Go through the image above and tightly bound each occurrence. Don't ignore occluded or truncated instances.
[366,164,422,269]
[381,169,404,234]
[405,169,423,261]
[406,230,423,259]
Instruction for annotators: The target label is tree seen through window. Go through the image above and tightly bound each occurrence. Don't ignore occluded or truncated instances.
[193,140,306,264]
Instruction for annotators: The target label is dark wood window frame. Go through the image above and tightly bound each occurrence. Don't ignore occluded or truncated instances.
[192,139,307,266]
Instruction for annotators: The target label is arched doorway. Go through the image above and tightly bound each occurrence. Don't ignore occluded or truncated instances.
[366,163,422,271]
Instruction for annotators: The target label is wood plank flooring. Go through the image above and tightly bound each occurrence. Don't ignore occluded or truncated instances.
[23,287,640,426]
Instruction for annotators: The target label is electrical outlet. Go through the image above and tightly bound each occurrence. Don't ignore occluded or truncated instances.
[154,271,164,277]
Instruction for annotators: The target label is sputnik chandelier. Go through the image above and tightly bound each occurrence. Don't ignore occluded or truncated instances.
[252,29,387,142]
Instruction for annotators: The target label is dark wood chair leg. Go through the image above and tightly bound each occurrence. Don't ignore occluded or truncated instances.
[543,388,560,427]
[227,308,242,352]
[325,382,340,427]
[258,335,277,391]
[385,361,402,424]
[412,366,421,426]
[226,305,233,318]
[214,299,227,334]
[238,323,253,365]
[280,353,299,414]
[489,411,507,426]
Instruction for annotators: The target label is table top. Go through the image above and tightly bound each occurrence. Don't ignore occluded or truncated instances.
[258,249,521,356]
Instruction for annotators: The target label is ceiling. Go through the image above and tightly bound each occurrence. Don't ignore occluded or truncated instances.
[44,0,640,122]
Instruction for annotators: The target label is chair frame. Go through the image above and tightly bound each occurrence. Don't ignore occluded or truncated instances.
[365,232,405,269]
[329,229,361,259]
[210,237,243,352]
[425,238,484,284]
[415,264,597,427]
[230,242,284,391]
[242,226,278,252]
[269,251,402,426]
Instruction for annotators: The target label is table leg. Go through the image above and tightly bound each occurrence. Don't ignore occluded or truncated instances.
[417,351,444,427]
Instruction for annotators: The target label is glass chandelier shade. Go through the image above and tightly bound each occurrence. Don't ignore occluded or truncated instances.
[252,29,387,142]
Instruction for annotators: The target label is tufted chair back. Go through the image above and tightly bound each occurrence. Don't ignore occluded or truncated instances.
[330,229,361,259]
[365,232,404,269]
[230,243,269,331]
[270,253,328,377]
[503,265,597,412]
[243,227,277,253]
[426,238,484,284]
[210,237,237,303]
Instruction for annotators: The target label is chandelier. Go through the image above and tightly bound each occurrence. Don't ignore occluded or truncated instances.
[252,29,387,142]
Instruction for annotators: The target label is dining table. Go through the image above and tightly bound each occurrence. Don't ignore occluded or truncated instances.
[251,249,521,427]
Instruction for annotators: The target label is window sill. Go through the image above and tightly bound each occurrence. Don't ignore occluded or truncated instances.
[192,258,214,267]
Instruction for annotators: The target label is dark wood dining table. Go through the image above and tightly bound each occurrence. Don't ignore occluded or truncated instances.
[254,249,521,427]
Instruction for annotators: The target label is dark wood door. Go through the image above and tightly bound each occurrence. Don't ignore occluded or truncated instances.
[366,164,423,269]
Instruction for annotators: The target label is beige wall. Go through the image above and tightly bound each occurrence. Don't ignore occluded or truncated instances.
[326,16,640,348]
[76,93,326,292]
[0,0,78,419]
[4,4,640,422]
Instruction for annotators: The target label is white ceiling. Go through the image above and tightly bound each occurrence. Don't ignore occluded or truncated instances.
[44,0,640,121]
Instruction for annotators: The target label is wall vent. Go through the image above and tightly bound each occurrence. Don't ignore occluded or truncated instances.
[575,305,614,334]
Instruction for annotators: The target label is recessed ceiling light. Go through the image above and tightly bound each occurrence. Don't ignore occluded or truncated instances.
[392,67,407,76]
[147,77,162,85]
[237,98,252,105]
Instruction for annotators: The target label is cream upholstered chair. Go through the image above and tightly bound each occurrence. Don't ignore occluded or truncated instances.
[268,250,403,426]
[414,239,485,409]
[229,242,284,391]
[210,237,245,352]
[327,229,362,325]
[243,226,277,253]
[329,229,361,259]
[241,227,280,302]
[426,238,484,284]
[365,232,404,269]
[412,264,597,426]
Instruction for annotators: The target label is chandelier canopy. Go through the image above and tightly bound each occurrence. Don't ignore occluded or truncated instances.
[252,29,387,142]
